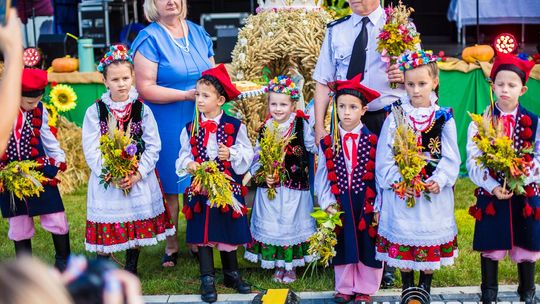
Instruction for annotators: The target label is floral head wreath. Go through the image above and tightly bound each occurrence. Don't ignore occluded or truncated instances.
[397,49,441,71]
[266,75,300,100]
[97,44,134,73]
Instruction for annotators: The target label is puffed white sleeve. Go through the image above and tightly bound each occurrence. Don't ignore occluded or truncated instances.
[138,105,161,179]
[250,139,261,176]
[82,105,103,176]
[375,115,401,189]
[525,117,540,185]
[41,108,66,162]
[466,121,500,193]
[373,180,383,212]
[303,119,318,154]
[228,124,254,175]
[176,127,193,178]
[315,147,337,210]
[426,118,460,188]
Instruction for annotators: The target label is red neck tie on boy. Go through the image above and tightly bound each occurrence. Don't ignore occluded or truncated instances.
[343,132,359,169]
[500,114,515,137]
[200,120,218,147]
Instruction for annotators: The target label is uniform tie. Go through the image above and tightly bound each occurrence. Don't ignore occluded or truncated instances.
[346,17,370,80]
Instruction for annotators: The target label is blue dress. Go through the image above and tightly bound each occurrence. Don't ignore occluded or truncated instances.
[131,21,214,194]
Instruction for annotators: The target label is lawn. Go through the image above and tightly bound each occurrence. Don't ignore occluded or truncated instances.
[0,178,538,295]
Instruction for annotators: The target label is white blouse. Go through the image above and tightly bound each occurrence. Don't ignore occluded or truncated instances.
[82,89,165,223]
[376,95,460,247]
[249,112,317,247]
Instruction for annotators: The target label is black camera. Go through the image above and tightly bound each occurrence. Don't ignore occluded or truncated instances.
[66,258,118,304]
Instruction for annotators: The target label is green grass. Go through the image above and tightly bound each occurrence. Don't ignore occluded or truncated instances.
[0,178,538,294]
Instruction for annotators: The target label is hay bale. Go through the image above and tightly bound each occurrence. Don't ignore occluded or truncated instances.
[230,9,331,142]
[56,116,89,194]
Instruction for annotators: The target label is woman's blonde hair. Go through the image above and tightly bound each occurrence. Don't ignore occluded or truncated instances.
[0,257,73,304]
[144,0,187,22]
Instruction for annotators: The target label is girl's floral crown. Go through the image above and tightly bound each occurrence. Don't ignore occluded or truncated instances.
[397,49,441,71]
[97,44,134,73]
[266,75,300,100]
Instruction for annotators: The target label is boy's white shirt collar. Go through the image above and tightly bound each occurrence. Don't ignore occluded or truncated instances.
[201,110,224,123]
[338,121,363,137]
[495,102,518,117]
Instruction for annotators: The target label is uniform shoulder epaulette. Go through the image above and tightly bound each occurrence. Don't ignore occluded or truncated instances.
[327,15,351,28]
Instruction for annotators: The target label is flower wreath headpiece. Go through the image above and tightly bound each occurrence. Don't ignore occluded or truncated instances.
[397,49,441,71]
[266,75,300,100]
[97,44,134,73]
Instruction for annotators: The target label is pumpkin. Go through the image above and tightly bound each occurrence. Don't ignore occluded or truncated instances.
[52,57,79,73]
[462,45,495,63]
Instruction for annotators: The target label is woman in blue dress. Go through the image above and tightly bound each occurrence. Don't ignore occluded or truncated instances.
[131,0,214,267]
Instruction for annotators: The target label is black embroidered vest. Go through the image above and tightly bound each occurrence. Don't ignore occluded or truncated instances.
[256,117,310,190]
[185,113,244,196]
[97,99,145,157]
[390,100,452,178]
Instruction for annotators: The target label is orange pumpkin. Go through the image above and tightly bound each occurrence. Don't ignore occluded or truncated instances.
[52,57,79,73]
[462,45,495,63]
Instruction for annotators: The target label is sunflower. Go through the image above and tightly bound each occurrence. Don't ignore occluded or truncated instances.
[43,103,59,127]
[49,84,77,112]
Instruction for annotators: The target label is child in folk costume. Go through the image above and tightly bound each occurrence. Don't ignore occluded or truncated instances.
[82,45,176,275]
[375,50,460,295]
[315,74,383,303]
[244,75,317,284]
[176,64,253,303]
[466,54,539,304]
[0,68,70,271]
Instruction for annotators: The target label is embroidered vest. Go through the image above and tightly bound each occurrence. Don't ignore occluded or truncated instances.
[96,99,145,157]
[2,103,46,163]
[0,102,65,184]
[487,105,539,184]
[319,129,380,268]
[390,100,453,178]
[186,114,244,197]
[256,116,310,190]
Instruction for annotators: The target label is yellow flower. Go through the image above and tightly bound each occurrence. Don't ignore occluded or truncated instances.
[49,84,77,112]
[0,160,45,200]
[44,103,58,127]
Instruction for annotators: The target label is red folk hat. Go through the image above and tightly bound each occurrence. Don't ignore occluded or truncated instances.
[201,64,241,102]
[22,68,48,97]
[329,73,381,103]
[490,53,535,84]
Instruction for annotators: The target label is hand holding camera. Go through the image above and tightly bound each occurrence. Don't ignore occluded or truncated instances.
[63,256,144,304]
